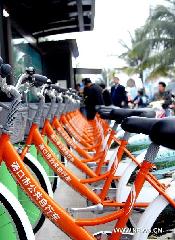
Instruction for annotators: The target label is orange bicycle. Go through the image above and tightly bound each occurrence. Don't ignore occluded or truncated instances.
[1,63,175,239]
[18,78,163,214]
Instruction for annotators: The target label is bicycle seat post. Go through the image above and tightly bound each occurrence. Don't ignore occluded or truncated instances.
[111,122,118,132]
[144,142,160,163]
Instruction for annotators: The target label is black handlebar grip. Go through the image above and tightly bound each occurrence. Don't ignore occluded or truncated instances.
[0,64,12,78]
[33,74,50,87]
[50,84,67,93]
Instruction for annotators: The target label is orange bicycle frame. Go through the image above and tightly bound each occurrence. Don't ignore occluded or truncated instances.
[0,133,96,240]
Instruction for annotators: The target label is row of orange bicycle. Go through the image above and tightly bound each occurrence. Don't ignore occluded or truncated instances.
[0,57,175,240]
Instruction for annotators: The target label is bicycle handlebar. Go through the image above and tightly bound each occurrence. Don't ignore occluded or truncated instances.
[0,56,12,79]
[32,74,51,87]
[50,84,67,93]
[21,74,50,87]
[0,79,20,98]
[0,57,12,78]
[0,61,79,102]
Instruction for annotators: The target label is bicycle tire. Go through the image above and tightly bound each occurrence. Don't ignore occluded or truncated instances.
[132,184,175,240]
[18,155,52,233]
[0,182,35,240]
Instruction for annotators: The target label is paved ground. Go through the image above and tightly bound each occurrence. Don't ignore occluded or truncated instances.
[36,162,175,240]
[35,162,115,240]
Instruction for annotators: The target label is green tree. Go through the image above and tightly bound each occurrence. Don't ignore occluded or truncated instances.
[119,28,149,81]
[120,0,175,80]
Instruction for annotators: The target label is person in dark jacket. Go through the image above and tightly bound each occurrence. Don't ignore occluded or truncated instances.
[133,89,149,108]
[83,78,104,120]
[111,77,127,107]
[99,83,112,106]
[153,82,172,108]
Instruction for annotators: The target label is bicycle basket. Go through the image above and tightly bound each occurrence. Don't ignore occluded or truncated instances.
[40,103,50,128]
[25,103,38,135]
[0,102,28,143]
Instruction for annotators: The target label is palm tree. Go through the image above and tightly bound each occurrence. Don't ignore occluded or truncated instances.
[120,0,175,80]
[141,0,175,78]
[119,28,150,81]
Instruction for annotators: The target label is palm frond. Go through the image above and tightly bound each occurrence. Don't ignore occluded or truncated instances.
[150,4,175,22]
[147,65,171,80]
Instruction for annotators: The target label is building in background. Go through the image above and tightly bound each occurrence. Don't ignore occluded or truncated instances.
[0,0,95,87]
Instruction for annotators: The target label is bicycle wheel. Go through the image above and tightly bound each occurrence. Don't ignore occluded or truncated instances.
[18,154,53,233]
[37,150,58,192]
[51,173,59,192]
[0,182,35,240]
[132,185,175,240]
[36,137,59,192]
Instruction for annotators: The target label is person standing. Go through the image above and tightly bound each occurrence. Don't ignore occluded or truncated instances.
[99,83,112,106]
[111,77,127,107]
[75,83,81,96]
[133,89,149,108]
[83,78,104,120]
[153,82,172,108]
[153,81,172,116]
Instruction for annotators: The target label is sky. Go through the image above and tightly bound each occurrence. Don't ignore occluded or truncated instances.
[76,0,166,68]
[77,0,152,68]
[47,0,165,69]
